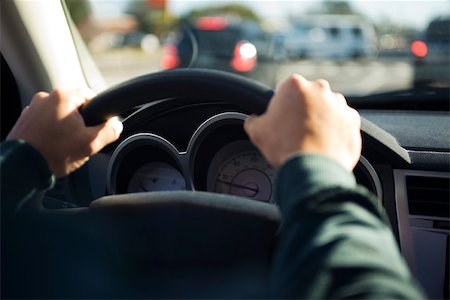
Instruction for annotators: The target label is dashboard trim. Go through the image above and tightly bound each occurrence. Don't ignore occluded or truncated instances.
[359,155,383,204]
[393,169,450,275]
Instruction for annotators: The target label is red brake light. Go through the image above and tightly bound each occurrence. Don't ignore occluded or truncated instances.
[161,44,179,69]
[231,41,257,73]
[196,17,228,31]
[411,40,428,58]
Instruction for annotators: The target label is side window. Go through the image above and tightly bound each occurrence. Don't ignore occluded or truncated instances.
[64,0,168,86]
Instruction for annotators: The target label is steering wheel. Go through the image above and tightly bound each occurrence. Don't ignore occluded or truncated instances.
[81,69,274,126]
[9,69,409,298]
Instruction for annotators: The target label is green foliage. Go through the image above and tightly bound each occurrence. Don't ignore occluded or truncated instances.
[64,0,91,26]
[127,0,177,34]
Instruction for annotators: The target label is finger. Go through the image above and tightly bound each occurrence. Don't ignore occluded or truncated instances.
[29,91,50,107]
[334,92,348,105]
[315,79,330,90]
[244,114,258,136]
[32,91,50,101]
[21,104,30,112]
[350,107,361,127]
[87,117,123,154]
[60,88,97,108]
[276,74,306,93]
[78,88,97,102]
[288,74,308,89]
[244,114,266,148]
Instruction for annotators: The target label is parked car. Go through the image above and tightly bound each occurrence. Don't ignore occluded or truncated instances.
[284,15,378,59]
[161,16,281,85]
[411,16,450,87]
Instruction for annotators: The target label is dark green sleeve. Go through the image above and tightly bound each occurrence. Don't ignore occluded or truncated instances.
[0,140,54,214]
[270,154,425,299]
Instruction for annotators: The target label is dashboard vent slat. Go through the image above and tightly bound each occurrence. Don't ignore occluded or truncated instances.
[406,176,450,218]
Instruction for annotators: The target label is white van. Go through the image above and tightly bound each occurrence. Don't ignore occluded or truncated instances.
[284,15,378,59]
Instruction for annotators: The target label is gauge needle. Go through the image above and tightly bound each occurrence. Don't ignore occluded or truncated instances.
[139,182,149,192]
[216,179,259,193]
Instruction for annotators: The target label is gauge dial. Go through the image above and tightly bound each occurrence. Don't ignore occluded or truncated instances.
[213,151,275,202]
[127,162,186,193]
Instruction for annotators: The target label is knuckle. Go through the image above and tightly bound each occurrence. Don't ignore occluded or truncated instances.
[315,79,330,90]
[350,108,361,125]
[244,115,257,133]
[247,125,263,146]
[85,141,97,155]
[288,74,306,88]
[335,92,348,104]
[51,88,68,104]
[30,91,49,105]
[51,88,66,98]
[335,92,344,99]
[81,132,97,155]
[33,91,49,100]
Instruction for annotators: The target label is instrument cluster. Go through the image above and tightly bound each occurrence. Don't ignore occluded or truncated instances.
[107,112,382,204]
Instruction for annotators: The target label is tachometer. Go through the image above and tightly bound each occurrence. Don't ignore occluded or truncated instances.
[128,162,186,193]
[207,141,275,202]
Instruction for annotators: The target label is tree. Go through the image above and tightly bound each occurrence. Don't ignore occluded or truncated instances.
[309,0,359,15]
[127,0,177,35]
[64,0,94,41]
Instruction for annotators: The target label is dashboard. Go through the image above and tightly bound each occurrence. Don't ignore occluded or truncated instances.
[104,110,382,205]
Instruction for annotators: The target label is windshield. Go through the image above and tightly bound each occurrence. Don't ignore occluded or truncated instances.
[64,0,450,96]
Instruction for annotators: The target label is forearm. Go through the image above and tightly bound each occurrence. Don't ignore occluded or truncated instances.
[0,140,54,214]
[270,154,424,299]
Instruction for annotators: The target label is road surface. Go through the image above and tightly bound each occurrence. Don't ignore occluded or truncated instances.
[94,49,413,96]
[275,58,412,95]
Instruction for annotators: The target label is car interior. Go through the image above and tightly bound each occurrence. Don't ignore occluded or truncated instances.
[1,1,449,299]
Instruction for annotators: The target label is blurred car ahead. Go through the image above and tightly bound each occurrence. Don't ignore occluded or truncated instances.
[284,15,378,60]
[161,16,282,86]
[411,16,450,87]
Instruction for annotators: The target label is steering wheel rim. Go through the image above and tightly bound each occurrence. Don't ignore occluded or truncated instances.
[80,69,274,126]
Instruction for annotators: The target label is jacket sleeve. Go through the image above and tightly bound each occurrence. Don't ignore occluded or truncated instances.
[0,140,54,214]
[270,153,425,299]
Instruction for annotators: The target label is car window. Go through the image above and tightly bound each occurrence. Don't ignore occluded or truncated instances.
[64,0,449,95]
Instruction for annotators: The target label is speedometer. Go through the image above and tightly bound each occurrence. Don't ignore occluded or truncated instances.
[128,162,186,193]
[207,141,275,203]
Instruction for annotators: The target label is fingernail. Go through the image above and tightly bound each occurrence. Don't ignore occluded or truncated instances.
[110,116,123,138]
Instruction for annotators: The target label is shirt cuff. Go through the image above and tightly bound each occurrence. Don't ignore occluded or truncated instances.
[1,140,55,190]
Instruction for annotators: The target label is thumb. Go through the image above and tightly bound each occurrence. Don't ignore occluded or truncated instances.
[88,117,123,154]
[244,114,258,136]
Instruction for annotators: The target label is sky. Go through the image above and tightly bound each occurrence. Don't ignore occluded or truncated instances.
[90,0,450,30]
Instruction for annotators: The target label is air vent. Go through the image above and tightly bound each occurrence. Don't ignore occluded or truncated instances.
[406,176,450,218]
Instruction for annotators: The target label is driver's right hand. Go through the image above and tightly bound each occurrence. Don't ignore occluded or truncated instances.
[244,74,361,171]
